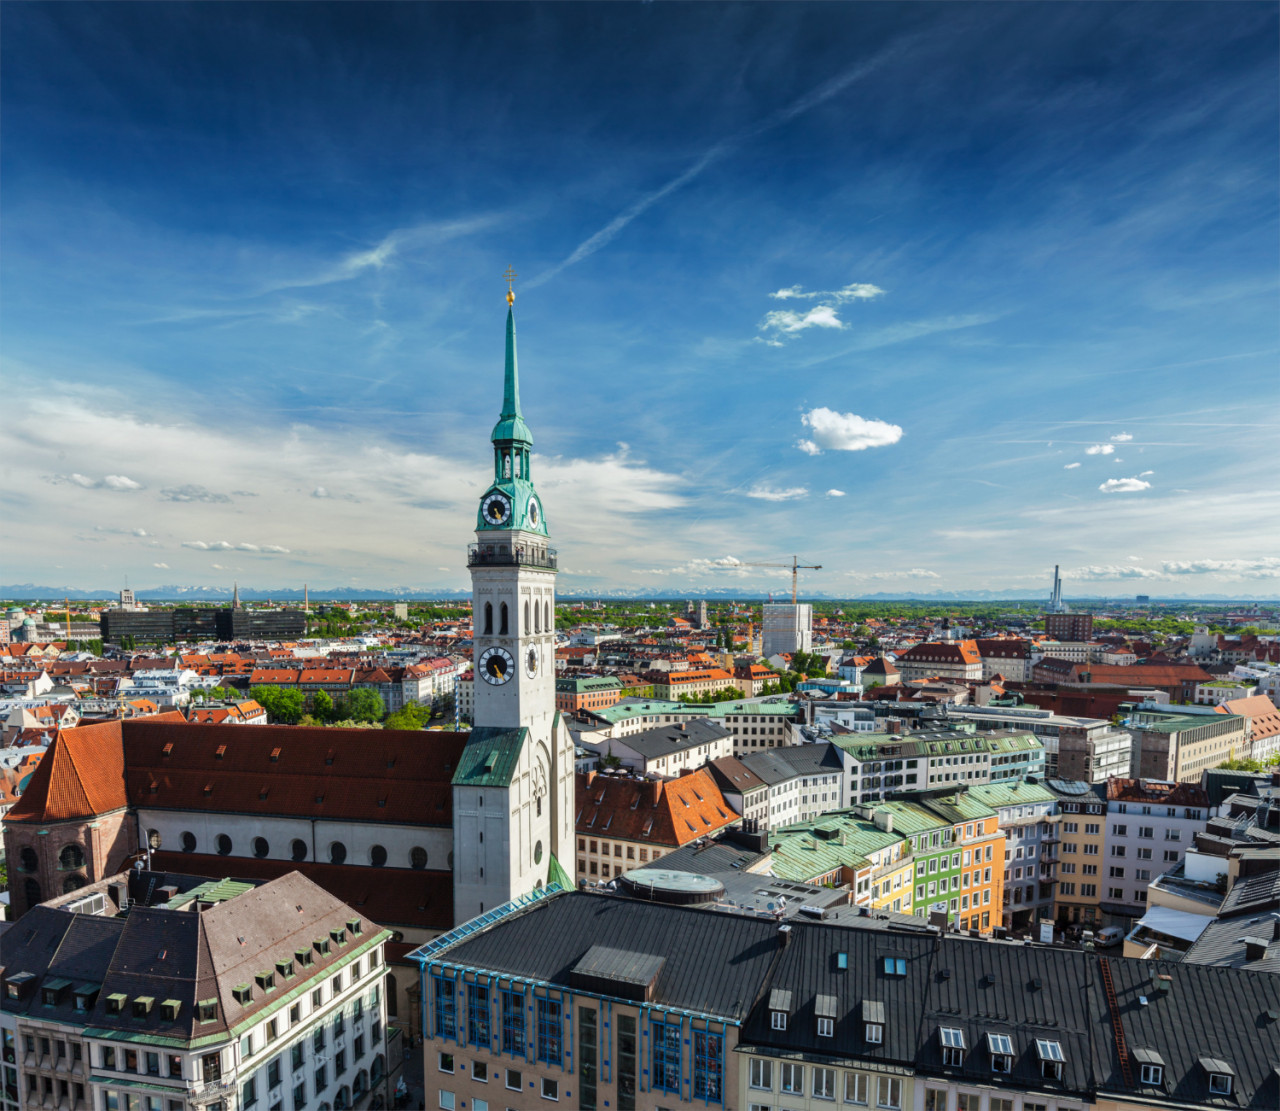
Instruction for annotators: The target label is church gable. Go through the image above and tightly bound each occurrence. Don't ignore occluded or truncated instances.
[5,719,132,823]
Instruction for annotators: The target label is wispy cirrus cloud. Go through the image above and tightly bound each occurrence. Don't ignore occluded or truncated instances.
[770,282,884,303]
[1064,462,1081,469]
[797,407,903,454]
[47,472,144,491]
[746,484,809,501]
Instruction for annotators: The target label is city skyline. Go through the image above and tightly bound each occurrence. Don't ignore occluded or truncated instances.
[3,4,1277,596]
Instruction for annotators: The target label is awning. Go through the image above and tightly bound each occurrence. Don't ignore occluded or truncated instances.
[1133,905,1212,943]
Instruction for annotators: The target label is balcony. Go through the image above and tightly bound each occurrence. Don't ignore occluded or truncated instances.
[467,543,558,571]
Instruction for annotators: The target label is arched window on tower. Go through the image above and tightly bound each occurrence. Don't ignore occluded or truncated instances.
[59,844,85,871]
[19,846,38,873]
[534,601,541,634]
[483,602,493,636]
[500,602,509,636]
[545,600,551,631]
[524,600,530,633]
[24,878,42,909]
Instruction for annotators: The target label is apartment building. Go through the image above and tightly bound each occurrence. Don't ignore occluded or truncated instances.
[575,717,733,777]
[1044,780,1108,927]
[970,781,1060,932]
[646,667,737,700]
[740,744,848,826]
[768,810,905,902]
[705,756,770,827]
[574,768,740,882]
[575,697,800,755]
[1099,779,1210,922]
[1,870,391,1111]
[938,704,1130,782]
[894,641,983,683]
[554,674,622,713]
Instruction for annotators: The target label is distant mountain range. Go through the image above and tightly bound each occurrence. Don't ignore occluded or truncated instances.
[2,583,1277,604]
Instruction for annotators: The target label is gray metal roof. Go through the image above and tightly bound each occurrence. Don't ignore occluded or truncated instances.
[621,717,732,760]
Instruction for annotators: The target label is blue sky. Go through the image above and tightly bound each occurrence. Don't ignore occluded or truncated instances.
[3,2,1278,597]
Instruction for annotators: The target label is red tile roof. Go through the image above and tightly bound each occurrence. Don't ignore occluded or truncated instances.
[1216,694,1280,743]
[575,768,739,848]
[5,713,182,823]
[147,850,453,930]
[123,720,466,825]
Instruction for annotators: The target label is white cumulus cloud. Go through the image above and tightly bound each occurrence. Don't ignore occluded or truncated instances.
[1111,432,1133,442]
[1069,564,1163,581]
[798,407,903,454]
[102,475,142,491]
[826,489,846,497]
[761,305,845,336]
[1064,462,1081,469]
[181,540,209,550]
[1085,444,1115,456]
[1099,477,1151,493]
[312,486,330,499]
[746,485,809,502]
[1161,557,1280,579]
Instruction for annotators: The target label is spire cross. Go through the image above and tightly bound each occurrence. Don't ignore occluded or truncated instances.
[503,265,518,305]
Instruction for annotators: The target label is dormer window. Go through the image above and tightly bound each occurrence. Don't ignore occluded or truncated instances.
[862,1000,885,1045]
[105,993,127,1015]
[940,1027,966,1067]
[1036,1039,1064,1080]
[816,994,837,1038]
[1141,1063,1163,1086]
[987,1033,1013,1073]
[769,988,791,1031]
[882,957,906,976]
[1200,1058,1234,1096]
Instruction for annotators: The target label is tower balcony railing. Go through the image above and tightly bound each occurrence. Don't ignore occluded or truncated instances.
[467,543,558,571]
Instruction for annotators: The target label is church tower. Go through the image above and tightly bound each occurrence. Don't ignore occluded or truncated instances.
[451,276,574,923]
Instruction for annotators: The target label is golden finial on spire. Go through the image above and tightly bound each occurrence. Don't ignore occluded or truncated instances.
[503,265,518,306]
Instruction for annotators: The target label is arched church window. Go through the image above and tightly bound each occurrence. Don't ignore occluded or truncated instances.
[370,845,387,868]
[181,832,197,853]
[524,600,530,633]
[216,834,232,856]
[147,829,161,850]
[62,874,86,895]
[329,842,347,865]
[534,840,544,865]
[409,847,428,870]
[19,846,38,873]
[59,844,85,871]
[483,602,493,636]
[499,603,509,636]
[291,839,307,862]
[252,837,269,859]
[545,600,551,630]
[24,878,42,908]
[534,602,541,634]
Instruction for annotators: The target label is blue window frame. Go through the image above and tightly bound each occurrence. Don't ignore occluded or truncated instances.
[467,983,490,1047]
[651,1019,681,1094]
[501,990,525,1057]
[883,957,906,976]
[536,997,562,1066]
[693,1030,723,1104]
[433,976,456,1041]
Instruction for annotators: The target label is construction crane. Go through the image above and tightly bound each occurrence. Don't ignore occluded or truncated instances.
[738,556,822,604]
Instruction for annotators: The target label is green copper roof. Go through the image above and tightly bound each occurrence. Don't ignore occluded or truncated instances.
[491,307,532,446]
[968,781,1058,808]
[453,725,528,788]
[768,811,902,882]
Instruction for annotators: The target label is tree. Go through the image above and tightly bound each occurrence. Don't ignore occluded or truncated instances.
[385,701,432,731]
[343,688,386,724]
[250,685,305,725]
[312,690,335,723]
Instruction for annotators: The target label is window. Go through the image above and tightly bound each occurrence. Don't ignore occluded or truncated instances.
[651,1019,680,1094]
[268,1059,281,1089]
[940,1027,965,1067]
[467,984,490,1046]
[1209,1073,1233,1096]
[1036,1038,1064,1080]
[780,1062,804,1095]
[845,1072,869,1105]
[770,1010,787,1031]
[579,1007,598,1111]
[749,1059,773,1090]
[876,1076,901,1109]
[1165,829,1181,841]
[923,1090,946,1111]
[242,1077,258,1106]
[693,1029,723,1103]
[1140,1064,1163,1086]
[433,977,456,1040]
[865,1023,883,1045]
[536,998,562,1066]
[814,1066,836,1101]
[439,1092,455,1111]
[540,1077,558,1101]
[818,1017,834,1038]
[882,957,906,976]
[291,1045,304,1071]
[501,990,525,1057]
[506,1069,522,1091]
[988,1032,1013,1072]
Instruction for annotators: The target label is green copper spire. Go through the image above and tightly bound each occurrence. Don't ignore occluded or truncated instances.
[491,306,533,446]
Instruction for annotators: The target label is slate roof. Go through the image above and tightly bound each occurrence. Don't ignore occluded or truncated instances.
[1182,912,1280,973]
[424,891,780,1022]
[619,717,732,760]
[740,742,844,786]
[124,719,465,825]
[2,872,387,1045]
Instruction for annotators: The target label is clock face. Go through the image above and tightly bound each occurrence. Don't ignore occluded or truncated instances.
[528,498,540,527]
[479,646,515,685]
[525,644,539,677]
[482,492,512,526]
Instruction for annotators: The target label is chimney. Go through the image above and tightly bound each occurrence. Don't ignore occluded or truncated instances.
[1244,938,1269,962]
[678,767,695,777]
[585,770,597,787]
[777,923,792,948]
[873,810,894,834]
[648,779,664,804]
